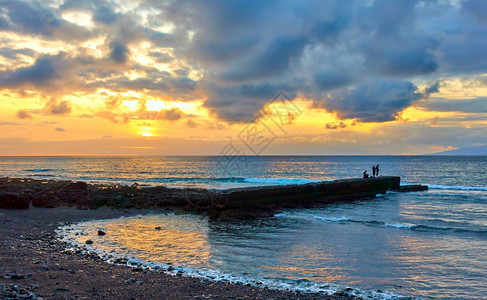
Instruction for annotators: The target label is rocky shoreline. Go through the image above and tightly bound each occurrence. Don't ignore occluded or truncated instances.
[0,176,410,222]
[0,207,347,299]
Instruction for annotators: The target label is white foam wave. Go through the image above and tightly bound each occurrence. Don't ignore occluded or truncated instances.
[384,223,416,229]
[428,184,487,191]
[313,216,351,222]
[243,177,324,185]
[274,212,290,217]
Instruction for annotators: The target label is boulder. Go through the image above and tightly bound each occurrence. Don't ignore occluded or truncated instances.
[57,181,89,204]
[0,192,29,209]
[32,192,62,208]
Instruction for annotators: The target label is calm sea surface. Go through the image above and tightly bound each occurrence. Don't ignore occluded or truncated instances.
[2,156,486,299]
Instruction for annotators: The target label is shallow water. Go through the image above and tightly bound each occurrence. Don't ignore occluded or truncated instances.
[3,155,486,299]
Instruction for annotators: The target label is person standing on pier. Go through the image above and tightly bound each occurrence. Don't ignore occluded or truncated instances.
[372,165,376,177]
[376,164,380,176]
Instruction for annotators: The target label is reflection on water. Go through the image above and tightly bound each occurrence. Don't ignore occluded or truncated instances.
[62,191,487,300]
[72,215,212,269]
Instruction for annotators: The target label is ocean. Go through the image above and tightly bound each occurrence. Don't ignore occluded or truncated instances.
[2,156,486,299]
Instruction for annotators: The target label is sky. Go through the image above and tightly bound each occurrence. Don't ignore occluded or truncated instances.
[0,0,486,155]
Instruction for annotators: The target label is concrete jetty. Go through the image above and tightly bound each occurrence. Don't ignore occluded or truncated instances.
[199,176,427,220]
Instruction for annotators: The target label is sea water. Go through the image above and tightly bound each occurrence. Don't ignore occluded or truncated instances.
[2,156,486,299]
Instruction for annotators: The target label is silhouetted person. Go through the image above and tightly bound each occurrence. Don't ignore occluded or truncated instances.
[376,164,380,176]
[372,165,376,177]
[363,170,369,179]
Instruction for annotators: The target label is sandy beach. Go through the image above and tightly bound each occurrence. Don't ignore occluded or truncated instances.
[0,206,345,299]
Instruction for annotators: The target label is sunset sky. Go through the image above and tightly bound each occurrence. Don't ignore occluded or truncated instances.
[1,0,486,155]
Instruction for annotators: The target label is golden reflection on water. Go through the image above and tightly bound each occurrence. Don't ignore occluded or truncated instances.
[76,216,211,267]
[261,244,345,283]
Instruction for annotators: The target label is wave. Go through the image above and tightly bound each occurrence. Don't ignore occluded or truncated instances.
[24,168,55,172]
[313,216,351,222]
[115,176,321,184]
[312,216,487,234]
[426,184,487,192]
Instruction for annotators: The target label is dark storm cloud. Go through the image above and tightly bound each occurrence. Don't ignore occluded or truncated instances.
[0,15,10,30]
[0,48,36,60]
[204,82,298,122]
[0,0,91,40]
[1,0,487,124]
[109,40,129,63]
[461,0,487,23]
[318,80,435,122]
[93,5,119,25]
[0,0,60,36]
[0,54,60,87]
[220,37,308,82]
[421,97,487,113]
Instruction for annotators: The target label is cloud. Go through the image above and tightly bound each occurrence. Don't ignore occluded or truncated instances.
[325,121,347,130]
[163,108,183,121]
[185,119,198,128]
[16,109,32,119]
[421,97,487,113]
[93,5,119,25]
[0,54,60,88]
[43,99,72,115]
[109,40,129,63]
[1,0,487,126]
[0,0,91,40]
[0,48,36,60]
[0,121,18,125]
[317,80,436,122]
[55,127,66,132]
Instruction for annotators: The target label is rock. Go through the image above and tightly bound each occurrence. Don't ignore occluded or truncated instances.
[167,266,175,271]
[32,193,62,208]
[131,267,143,272]
[85,239,94,245]
[154,226,161,230]
[10,274,25,280]
[57,181,91,206]
[394,185,429,192]
[126,278,136,283]
[97,230,106,236]
[0,192,29,209]
[32,284,40,289]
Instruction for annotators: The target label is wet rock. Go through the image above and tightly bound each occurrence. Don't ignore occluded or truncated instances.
[131,267,143,272]
[85,239,94,245]
[167,266,175,271]
[154,226,161,230]
[97,230,106,236]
